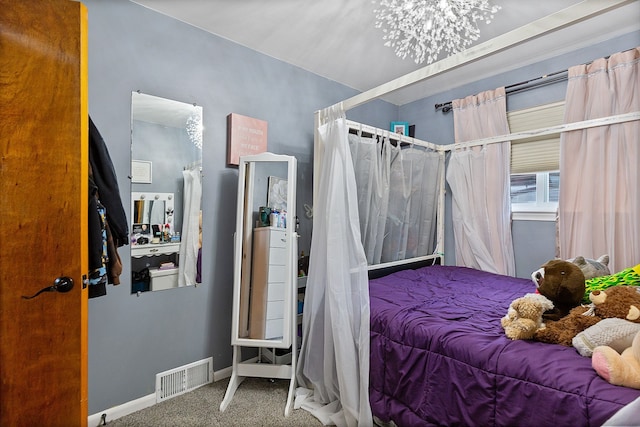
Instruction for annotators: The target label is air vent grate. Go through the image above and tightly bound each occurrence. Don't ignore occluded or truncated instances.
[155,357,213,403]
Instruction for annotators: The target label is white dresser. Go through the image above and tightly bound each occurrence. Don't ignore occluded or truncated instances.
[249,227,287,340]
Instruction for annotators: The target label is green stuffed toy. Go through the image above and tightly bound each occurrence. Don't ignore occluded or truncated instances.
[583,264,640,303]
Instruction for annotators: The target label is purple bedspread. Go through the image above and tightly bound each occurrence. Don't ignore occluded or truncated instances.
[369,265,640,427]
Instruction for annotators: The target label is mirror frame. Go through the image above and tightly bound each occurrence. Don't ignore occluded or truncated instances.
[231,153,297,349]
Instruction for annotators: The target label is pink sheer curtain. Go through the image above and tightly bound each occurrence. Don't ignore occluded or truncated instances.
[446,87,516,276]
[559,48,640,273]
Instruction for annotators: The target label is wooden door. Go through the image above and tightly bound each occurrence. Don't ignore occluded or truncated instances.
[0,1,88,425]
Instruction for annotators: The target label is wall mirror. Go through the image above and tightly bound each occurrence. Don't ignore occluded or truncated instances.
[130,91,203,293]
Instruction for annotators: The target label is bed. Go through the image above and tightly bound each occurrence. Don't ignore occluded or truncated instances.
[368,264,640,427]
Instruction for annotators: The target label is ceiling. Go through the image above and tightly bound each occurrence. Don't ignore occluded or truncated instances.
[132,91,202,128]
[130,0,640,106]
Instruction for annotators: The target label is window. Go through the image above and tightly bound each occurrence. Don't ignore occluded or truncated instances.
[510,171,559,208]
[507,102,564,220]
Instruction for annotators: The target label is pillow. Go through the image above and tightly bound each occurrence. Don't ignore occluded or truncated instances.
[572,317,640,357]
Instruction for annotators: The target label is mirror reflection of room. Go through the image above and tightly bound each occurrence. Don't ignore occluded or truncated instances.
[241,161,290,341]
[130,92,203,293]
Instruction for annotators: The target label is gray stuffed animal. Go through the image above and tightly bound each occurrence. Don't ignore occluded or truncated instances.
[568,255,610,280]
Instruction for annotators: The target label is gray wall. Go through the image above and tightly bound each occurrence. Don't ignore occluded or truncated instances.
[399,31,639,278]
[85,0,639,414]
[84,0,388,414]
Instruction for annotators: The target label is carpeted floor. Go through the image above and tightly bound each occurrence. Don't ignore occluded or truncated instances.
[105,377,322,426]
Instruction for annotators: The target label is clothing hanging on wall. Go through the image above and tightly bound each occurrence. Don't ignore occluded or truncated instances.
[88,116,128,298]
[89,117,128,246]
[88,171,108,298]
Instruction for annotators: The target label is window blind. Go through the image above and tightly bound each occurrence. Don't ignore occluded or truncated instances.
[508,101,564,174]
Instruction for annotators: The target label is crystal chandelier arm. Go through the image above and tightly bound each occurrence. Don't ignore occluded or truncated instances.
[373,0,501,64]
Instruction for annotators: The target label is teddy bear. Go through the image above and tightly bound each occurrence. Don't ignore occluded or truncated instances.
[531,259,586,321]
[592,331,640,389]
[567,254,610,280]
[589,285,640,321]
[501,293,554,340]
[534,285,640,347]
[534,305,601,346]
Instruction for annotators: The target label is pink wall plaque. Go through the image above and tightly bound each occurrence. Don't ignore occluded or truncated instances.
[226,113,268,166]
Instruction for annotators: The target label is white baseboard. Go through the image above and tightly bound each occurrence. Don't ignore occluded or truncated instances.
[214,365,233,382]
[88,367,233,425]
[87,393,155,426]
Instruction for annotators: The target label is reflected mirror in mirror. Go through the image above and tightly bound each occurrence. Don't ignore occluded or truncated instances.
[130,92,203,293]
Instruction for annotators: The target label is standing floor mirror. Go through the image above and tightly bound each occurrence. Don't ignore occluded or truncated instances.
[221,152,298,416]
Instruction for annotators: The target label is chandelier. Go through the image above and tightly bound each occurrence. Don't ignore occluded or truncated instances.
[186,112,203,149]
[374,0,501,64]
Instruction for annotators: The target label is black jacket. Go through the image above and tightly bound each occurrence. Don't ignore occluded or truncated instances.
[89,117,128,247]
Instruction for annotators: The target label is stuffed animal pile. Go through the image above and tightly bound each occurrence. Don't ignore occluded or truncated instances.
[503,257,640,390]
[534,285,640,346]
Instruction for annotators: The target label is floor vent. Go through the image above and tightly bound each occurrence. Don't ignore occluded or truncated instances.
[155,357,213,403]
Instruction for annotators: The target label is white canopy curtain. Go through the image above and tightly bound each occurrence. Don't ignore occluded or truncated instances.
[178,166,202,286]
[446,87,516,276]
[559,47,640,273]
[348,131,442,264]
[296,105,372,427]
[348,132,389,264]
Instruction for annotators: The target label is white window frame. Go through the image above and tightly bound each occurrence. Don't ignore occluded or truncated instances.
[511,172,558,221]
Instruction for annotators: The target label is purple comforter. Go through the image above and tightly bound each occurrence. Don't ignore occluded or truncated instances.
[369,265,640,427]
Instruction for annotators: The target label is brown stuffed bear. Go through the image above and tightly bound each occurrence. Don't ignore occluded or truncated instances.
[532,259,586,321]
[589,286,640,321]
[534,305,600,346]
[535,286,640,347]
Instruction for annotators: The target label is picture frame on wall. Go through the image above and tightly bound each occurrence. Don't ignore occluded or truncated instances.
[226,113,268,167]
[390,121,409,136]
[267,176,288,211]
[131,160,152,184]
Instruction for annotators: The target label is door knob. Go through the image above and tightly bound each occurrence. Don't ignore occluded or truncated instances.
[22,276,74,299]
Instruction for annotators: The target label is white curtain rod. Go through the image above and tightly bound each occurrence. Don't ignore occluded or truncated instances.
[344,111,639,156]
[443,111,640,151]
[346,120,439,151]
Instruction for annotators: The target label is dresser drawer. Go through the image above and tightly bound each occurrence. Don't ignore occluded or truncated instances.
[268,247,286,265]
[266,300,284,320]
[268,265,286,282]
[267,282,285,302]
[269,231,287,248]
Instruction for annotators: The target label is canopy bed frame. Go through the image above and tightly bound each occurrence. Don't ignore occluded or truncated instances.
[308,1,640,425]
[312,104,640,427]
